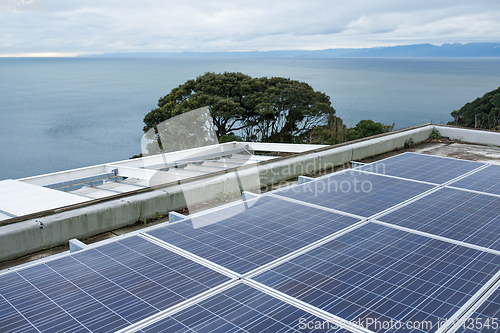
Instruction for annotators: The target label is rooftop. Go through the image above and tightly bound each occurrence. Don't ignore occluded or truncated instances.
[1,124,500,333]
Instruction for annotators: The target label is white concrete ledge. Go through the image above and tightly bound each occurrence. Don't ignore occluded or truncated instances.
[298,176,314,184]
[168,211,185,223]
[242,191,260,201]
[247,142,327,152]
[351,161,366,168]
[69,239,88,253]
[435,126,500,146]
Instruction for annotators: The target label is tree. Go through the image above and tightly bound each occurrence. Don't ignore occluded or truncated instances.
[347,120,394,140]
[243,77,335,143]
[144,72,254,139]
[309,115,348,145]
[449,87,500,129]
[219,132,243,143]
[143,72,336,144]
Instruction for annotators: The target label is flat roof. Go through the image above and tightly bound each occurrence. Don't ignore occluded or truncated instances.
[2,148,500,333]
[0,142,325,223]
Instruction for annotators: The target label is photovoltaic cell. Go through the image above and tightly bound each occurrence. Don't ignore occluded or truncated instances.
[146,196,361,275]
[379,187,500,251]
[139,283,350,333]
[454,286,500,333]
[450,164,500,196]
[2,151,499,333]
[359,152,484,184]
[0,297,38,333]
[274,171,433,218]
[0,236,231,333]
[253,223,500,333]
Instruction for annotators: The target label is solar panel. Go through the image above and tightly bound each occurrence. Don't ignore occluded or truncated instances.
[359,152,484,184]
[252,223,500,332]
[3,150,500,333]
[0,236,231,333]
[146,196,362,275]
[453,285,500,333]
[450,164,500,196]
[379,187,500,251]
[273,171,434,218]
[139,283,350,333]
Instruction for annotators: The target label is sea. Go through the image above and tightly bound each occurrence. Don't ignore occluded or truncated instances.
[1,57,500,180]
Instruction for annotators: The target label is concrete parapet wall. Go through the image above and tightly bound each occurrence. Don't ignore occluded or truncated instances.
[350,126,434,161]
[257,154,321,185]
[0,124,459,262]
[435,126,500,146]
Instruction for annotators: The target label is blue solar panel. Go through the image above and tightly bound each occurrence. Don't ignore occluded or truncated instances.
[2,151,499,333]
[360,152,484,184]
[146,196,361,275]
[253,223,500,333]
[379,187,500,251]
[140,283,350,333]
[0,236,231,333]
[274,171,433,218]
[454,286,500,333]
[450,164,500,196]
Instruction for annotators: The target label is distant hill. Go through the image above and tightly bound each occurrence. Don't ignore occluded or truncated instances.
[84,43,500,58]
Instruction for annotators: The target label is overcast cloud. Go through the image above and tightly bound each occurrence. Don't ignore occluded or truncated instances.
[1,0,499,56]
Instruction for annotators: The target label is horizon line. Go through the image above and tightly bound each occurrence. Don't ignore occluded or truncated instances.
[1,42,500,58]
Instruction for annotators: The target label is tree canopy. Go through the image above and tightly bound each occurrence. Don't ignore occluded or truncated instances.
[348,119,395,140]
[449,86,500,130]
[143,72,335,144]
[309,119,394,145]
[140,72,397,157]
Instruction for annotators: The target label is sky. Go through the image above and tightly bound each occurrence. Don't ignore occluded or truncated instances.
[1,0,500,56]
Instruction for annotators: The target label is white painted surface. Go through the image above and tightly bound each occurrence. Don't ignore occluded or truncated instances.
[70,186,115,199]
[0,212,13,220]
[435,126,500,146]
[247,142,327,152]
[0,180,90,219]
[19,165,109,186]
[98,182,148,193]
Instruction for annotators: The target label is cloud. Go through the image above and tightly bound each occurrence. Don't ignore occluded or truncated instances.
[0,0,499,54]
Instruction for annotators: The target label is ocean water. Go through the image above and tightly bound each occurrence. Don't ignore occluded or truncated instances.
[1,57,499,180]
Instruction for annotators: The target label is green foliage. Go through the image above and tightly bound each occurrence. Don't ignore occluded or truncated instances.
[309,127,340,145]
[244,77,335,143]
[310,115,347,145]
[429,129,441,139]
[219,132,243,143]
[216,190,239,202]
[144,106,218,154]
[404,137,415,148]
[129,153,143,159]
[449,86,500,129]
[216,191,229,202]
[142,72,402,151]
[310,118,394,145]
[348,120,395,141]
[143,72,335,145]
